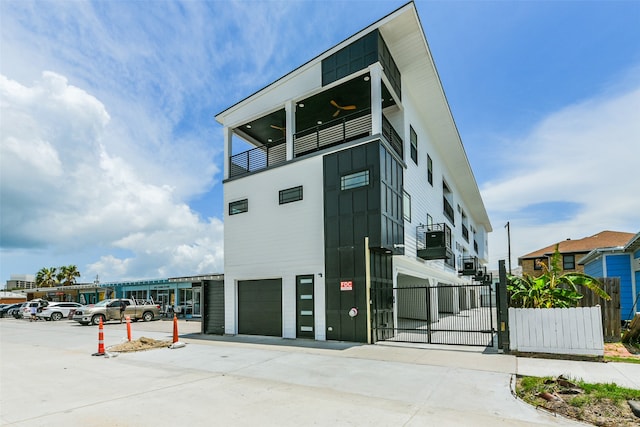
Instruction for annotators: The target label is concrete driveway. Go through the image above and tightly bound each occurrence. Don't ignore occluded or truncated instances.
[0,317,583,426]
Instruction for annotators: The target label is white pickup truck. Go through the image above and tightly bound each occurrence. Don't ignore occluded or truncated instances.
[73,298,161,325]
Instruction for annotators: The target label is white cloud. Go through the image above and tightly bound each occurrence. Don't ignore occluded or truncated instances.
[0,72,223,279]
[483,80,640,268]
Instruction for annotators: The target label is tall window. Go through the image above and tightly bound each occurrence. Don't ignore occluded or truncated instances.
[279,186,303,204]
[427,154,433,185]
[442,181,454,225]
[410,126,418,165]
[403,191,411,222]
[229,199,248,215]
[563,254,575,270]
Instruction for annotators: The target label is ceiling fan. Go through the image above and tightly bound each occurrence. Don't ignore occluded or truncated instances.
[270,124,286,133]
[330,100,356,117]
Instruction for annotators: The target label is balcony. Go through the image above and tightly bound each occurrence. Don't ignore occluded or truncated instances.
[459,256,478,276]
[229,108,403,178]
[416,223,453,261]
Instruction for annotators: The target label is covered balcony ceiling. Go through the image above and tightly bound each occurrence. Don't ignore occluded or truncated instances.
[237,74,396,148]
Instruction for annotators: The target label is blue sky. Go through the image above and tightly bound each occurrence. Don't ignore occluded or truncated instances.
[1,0,639,286]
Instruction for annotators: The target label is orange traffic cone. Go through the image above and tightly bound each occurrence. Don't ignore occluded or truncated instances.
[169,314,185,349]
[172,314,178,343]
[92,317,105,356]
[126,315,132,341]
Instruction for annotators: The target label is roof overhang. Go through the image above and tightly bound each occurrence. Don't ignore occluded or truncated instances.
[578,246,626,265]
[623,232,640,253]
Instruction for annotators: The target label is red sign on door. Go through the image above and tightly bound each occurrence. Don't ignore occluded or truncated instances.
[340,281,353,291]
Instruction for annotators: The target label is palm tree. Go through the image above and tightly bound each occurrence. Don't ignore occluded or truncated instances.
[507,245,610,308]
[58,265,81,286]
[36,267,58,288]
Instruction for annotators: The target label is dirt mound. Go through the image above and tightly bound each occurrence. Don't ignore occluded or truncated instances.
[109,336,172,352]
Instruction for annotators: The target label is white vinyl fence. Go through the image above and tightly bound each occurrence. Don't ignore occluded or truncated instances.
[508,307,604,356]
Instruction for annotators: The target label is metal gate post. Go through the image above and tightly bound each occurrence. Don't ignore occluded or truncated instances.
[426,285,432,344]
[497,260,510,352]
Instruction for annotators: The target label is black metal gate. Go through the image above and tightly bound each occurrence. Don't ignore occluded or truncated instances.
[371,283,496,347]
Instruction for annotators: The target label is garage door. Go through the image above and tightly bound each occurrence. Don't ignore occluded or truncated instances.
[238,279,282,337]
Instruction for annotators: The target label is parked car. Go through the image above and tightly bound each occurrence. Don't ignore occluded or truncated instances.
[10,302,29,318]
[36,302,84,321]
[73,299,161,325]
[0,303,24,318]
[18,299,49,319]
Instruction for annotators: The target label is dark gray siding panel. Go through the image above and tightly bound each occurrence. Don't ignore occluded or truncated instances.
[204,279,225,335]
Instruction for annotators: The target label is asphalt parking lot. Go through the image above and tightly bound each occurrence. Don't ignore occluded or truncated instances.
[0,316,584,427]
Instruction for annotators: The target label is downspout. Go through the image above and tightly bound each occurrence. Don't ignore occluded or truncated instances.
[365,236,372,344]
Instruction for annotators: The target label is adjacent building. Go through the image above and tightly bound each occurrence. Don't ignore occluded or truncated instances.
[4,274,36,290]
[580,232,640,322]
[214,3,491,343]
[518,231,634,277]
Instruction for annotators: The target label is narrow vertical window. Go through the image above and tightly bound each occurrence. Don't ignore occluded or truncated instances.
[403,191,411,222]
[410,126,418,165]
[427,154,433,185]
[229,199,248,215]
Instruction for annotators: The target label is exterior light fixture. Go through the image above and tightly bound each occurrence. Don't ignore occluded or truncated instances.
[298,103,304,108]
[364,76,370,81]
[246,124,252,129]
[317,121,322,125]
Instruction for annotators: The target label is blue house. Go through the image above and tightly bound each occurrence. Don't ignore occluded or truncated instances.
[580,231,640,322]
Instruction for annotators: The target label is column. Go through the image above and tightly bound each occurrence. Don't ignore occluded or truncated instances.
[370,63,383,136]
[285,100,295,161]
[223,126,232,180]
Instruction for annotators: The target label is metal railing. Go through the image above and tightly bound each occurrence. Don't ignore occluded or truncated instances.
[229,108,404,177]
[294,109,372,157]
[381,115,403,158]
[229,139,285,178]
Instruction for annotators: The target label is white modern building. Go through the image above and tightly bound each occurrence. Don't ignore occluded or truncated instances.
[214,2,492,343]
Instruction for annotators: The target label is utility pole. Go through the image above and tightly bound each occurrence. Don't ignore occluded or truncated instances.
[505,222,512,275]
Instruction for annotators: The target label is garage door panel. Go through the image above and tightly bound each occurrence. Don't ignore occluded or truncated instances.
[238,279,282,337]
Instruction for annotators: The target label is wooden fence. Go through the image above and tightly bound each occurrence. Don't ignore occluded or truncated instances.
[508,307,604,356]
[575,277,620,342]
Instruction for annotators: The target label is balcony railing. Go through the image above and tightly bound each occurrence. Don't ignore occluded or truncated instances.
[416,223,453,262]
[382,115,403,159]
[229,138,286,178]
[229,108,403,178]
[294,109,372,157]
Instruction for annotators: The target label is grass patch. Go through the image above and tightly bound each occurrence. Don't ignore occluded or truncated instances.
[516,375,640,426]
[604,355,640,364]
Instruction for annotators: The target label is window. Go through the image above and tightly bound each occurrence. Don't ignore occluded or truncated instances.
[403,191,411,222]
[533,257,546,270]
[279,186,303,204]
[341,170,369,190]
[410,126,418,165]
[563,254,575,270]
[427,154,433,185]
[229,199,248,215]
[442,181,454,225]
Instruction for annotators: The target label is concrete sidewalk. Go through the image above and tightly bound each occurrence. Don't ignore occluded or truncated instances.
[2,318,637,426]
